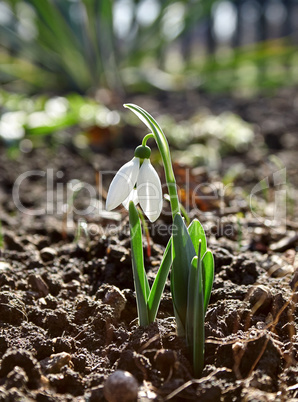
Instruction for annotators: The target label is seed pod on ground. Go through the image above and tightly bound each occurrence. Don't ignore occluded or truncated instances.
[103,370,138,402]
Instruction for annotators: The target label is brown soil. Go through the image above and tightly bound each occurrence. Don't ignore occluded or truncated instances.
[0,87,297,401]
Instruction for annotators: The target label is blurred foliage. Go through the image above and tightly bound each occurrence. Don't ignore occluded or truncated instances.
[196,39,298,95]
[0,89,123,156]
[0,0,217,93]
[159,111,254,169]
[1,0,297,95]
[0,86,254,170]
[0,0,121,92]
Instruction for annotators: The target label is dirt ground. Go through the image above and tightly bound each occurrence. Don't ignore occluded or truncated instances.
[0,87,297,401]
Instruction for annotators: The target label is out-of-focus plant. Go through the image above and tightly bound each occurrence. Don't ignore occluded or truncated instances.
[74,219,90,250]
[1,0,297,95]
[158,111,254,168]
[0,0,220,94]
[0,0,120,92]
[0,89,122,153]
[196,39,298,95]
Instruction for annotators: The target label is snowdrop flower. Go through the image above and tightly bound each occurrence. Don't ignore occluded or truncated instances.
[106,145,162,222]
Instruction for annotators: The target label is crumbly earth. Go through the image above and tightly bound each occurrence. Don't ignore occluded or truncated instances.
[0,88,297,401]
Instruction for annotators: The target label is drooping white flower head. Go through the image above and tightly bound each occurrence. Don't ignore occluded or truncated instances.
[106,146,162,222]
[106,157,140,211]
[137,159,162,222]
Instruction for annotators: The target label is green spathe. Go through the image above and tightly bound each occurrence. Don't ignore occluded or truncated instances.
[134,145,151,159]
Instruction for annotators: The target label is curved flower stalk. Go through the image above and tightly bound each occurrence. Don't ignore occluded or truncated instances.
[106,149,162,222]
[124,104,180,219]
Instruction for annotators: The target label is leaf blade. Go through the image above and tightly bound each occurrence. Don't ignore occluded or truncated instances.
[186,255,198,348]
[147,237,172,323]
[192,245,205,377]
[202,250,214,314]
[172,213,196,336]
[129,201,149,326]
[188,219,207,257]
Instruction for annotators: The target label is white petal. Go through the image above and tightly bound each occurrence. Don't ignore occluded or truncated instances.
[137,159,162,222]
[122,188,139,210]
[106,157,139,211]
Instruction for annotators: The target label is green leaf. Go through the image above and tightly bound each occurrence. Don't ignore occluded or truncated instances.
[147,237,172,323]
[170,271,185,338]
[129,201,149,326]
[171,213,196,336]
[124,103,170,162]
[186,241,205,377]
[186,255,198,348]
[29,0,90,89]
[202,250,214,314]
[188,219,207,257]
[192,245,205,377]
[27,113,79,136]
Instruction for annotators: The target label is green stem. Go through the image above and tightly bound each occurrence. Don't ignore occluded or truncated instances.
[142,133,154,146]
[137,206,151,258]
[124,104,180,219]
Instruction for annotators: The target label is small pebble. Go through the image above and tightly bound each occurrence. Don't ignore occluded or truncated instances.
[0,349,41,387]
[260,254,294,277]
[6,366,28,389]
[102,286,127,320]
[0,292,26,325]
[40,352,72,374]
[44,294,58,309]
[0,262,12,272]
[103,370,138,402]
[154,349,177,377]
[248,285,272,314]
[40,247,57,262]
[107,245,129,263]
[3,233,23,252]
[28,274,49,297]
[270,233,298,252]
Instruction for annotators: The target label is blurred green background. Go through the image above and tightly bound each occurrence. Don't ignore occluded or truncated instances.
[0,0,298,147]
[1,0,298,94]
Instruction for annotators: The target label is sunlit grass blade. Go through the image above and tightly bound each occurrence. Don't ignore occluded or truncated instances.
[28,0,91,89]
[129,201,149,326]
[172,213,196,336]
[202,250,214,314]
[0,51,54,89]
[147,237,172,323]
[27,114,79,136]
[95,0,123,91]
[81,0,104,79]
[188,219,207,256]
